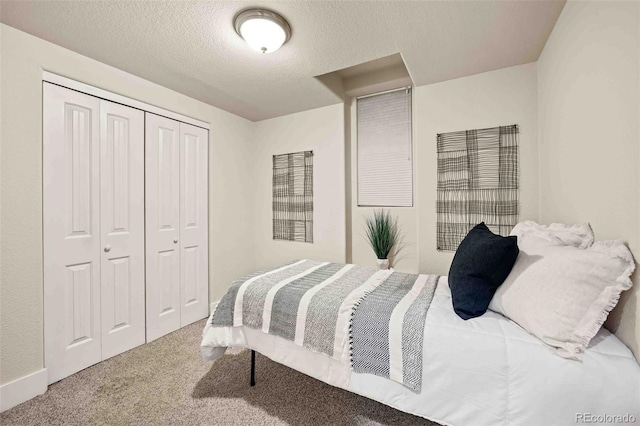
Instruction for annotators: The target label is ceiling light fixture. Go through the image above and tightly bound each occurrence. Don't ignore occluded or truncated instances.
[234,8,291,54]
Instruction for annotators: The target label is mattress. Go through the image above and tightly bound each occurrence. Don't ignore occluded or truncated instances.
[201,277,640,426]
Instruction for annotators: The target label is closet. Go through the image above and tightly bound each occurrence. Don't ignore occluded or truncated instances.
[43,81,209,384]
[145,114,209,342]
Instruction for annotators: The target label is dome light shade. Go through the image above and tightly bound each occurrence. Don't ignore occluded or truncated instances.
[234,9,291,54]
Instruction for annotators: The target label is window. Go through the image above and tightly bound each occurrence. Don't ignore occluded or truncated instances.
[357,87,413,207]
[436,125,519,251]
[272,151,313,242]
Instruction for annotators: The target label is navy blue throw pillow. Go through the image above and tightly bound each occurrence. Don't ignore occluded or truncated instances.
[449,222,519,320]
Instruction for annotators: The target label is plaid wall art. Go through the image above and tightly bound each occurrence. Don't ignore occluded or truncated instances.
[273,151,314,242]
[436,125,519,251]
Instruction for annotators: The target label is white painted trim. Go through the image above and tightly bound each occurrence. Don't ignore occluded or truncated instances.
[0,369,48,413]
[42,71,210,130]
[355,85,411,100]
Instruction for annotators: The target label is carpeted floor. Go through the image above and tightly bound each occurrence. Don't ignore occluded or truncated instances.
[1,319,438,425]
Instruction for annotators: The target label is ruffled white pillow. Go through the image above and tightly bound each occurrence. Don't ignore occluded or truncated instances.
[510,220,594,248]
[489,236,634,359]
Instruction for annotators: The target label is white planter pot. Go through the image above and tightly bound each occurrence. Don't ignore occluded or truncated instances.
[376,259,389,270]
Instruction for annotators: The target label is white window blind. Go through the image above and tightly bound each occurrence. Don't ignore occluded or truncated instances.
[357,87,413,207]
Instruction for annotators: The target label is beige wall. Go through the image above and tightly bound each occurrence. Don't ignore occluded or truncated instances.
[537,1,640,359]
[252,104,346,270]
[415,63,540,275]
[347,64,539,275]
[0,24,256,385]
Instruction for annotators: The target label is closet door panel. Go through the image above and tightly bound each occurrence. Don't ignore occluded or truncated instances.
[44,82,102,384]
[100,100,145,359]
[146,113,181,341]
[179,123,209,326]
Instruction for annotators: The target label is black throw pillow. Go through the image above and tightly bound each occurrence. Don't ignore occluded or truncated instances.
[448,222,519,320]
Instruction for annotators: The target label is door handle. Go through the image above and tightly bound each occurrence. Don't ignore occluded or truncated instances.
[173,238,179,244]
[104,245,111,253]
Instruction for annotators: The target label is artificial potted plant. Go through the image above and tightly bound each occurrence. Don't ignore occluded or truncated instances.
[364,209,400,270]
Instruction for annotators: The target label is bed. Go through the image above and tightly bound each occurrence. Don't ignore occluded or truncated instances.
[201,258,640,426]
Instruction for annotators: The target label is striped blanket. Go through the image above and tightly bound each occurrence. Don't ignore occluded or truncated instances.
[211,259,439,391]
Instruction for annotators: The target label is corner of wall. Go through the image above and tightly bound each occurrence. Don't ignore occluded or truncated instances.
[344,99,353,264]
[534,60,542,224]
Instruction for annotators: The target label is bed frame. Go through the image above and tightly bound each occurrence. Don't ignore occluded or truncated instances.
[250,350,256,386]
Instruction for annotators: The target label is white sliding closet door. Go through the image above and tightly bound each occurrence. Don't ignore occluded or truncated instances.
[44,83,102,383]
[145,113,181,341]
[100,101,146,359]
[179,123,209,326]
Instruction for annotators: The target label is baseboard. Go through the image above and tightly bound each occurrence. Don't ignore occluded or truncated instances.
[0,368,48,412]
[210,300,219,314]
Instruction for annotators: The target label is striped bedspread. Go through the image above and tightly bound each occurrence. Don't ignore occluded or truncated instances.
[211,259,439,391]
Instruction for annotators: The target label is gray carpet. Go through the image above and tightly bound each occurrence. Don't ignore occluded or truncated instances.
[1,319,438,425]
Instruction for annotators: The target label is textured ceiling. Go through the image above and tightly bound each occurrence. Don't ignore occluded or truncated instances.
[0,1,565,121]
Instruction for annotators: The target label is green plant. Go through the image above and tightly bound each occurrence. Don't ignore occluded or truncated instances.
[364,209,400,260]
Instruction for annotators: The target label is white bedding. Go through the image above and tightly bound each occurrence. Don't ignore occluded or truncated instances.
[201,277,640,426]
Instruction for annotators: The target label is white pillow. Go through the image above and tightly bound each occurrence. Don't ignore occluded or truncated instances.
[510,220,594,248]
[489,236,634,359]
